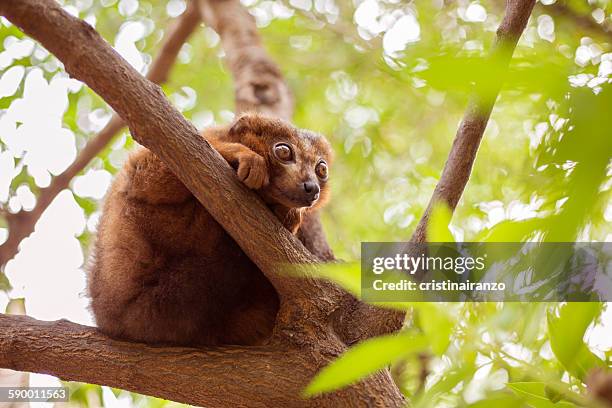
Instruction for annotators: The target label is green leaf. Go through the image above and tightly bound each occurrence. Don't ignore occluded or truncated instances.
[417,303,454,355]
[475,218,545,242]
[547,303,605,381]
[414,367,474,408]
[5,298,25,314]
[0,273,11,291]
[466,392,526,408]
[304,332,428,397]
[508,382,575,408]
[427,203,454,242]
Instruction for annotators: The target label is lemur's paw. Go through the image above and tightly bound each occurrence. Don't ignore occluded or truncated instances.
[237,153,269,190]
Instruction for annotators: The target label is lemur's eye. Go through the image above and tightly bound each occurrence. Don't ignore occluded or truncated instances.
[315,161,328,180]
[273,143,294,163]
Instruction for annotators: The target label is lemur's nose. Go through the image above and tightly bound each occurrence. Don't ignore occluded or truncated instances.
[303,181,320,200]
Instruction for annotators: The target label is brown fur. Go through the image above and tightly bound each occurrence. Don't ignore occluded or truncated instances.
[87,113,332,346]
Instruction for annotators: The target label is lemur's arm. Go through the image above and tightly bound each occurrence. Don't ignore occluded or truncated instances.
[124,127,269,205]
[126,127,299,231]
[205,132,269,190]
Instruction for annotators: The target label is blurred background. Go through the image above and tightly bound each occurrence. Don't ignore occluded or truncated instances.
[0,0,610,406]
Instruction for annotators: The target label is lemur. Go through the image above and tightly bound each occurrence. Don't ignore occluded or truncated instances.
[87,113,332,346]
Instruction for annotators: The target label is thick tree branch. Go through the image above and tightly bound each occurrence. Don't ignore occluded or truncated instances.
[0,315,320,407]
[0,314,403,407]
[0,0,201,269]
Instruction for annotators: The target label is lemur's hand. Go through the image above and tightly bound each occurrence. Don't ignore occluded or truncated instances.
[237,152,269,190]
[205,136,270,190]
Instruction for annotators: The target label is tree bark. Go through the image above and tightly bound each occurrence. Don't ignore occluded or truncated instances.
[0,314,403,407]
[0,0,202,269]
[0,300,28,408]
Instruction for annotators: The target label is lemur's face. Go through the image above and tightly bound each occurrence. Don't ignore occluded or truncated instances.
[228,114,332,209]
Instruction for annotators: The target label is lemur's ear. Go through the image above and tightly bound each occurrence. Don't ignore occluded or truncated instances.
[229,114,261,137]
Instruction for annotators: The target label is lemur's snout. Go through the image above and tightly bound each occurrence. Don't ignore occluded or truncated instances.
[303,181,320,202]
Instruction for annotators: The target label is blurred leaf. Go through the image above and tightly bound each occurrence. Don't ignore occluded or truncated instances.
[304,332,428,397]
[508,382,575,408]
[74,195,99,216]
[5,297,25,314]
[294,262,361,297]
[0,273,11,291]
[414,367,473,408]
[547,303,605,381]
[476,219,545,243]
[416,303,453,355]
[467,392,527,408]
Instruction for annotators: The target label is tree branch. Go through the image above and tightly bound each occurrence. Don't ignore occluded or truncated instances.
[199,0,293,119]
[411,0,535,243]
[0,0,201,269]
[342,0,537,338]
[0,314,404,407]
[0,314,313,407]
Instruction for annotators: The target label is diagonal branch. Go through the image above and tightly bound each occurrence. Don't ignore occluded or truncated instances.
[0,0,345,330]
[0,0,201,269]
[339,0,537,341]
[410,0,536,244]
[199,0,293,120]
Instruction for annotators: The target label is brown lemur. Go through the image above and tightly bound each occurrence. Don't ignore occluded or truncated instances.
[87,113,332,346]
